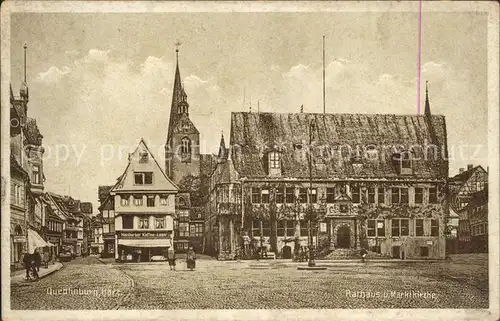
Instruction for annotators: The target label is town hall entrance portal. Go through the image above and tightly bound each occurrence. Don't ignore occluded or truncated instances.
[337,225,351,248]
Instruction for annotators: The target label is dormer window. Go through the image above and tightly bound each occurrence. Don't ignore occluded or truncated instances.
[266,150,282,176]
[400,151,413,175]
[269,151,280,169]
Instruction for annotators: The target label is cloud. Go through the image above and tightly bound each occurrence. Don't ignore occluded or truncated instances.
[65,49,80,57]
[37,66,71,83]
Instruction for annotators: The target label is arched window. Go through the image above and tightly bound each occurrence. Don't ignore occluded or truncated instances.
[181,137,191,155]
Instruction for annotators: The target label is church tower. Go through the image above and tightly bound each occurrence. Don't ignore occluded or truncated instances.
[165,46,201,185]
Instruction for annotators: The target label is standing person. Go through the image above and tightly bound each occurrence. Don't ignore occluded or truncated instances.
[186,246,196,271]
[167,247,176,271]
[43,251,49,268]
[360,248,368,263]
[33,250,42,272]
[22,251,31,280]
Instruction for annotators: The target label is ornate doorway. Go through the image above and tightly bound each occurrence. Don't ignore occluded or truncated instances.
[337,225,351,248]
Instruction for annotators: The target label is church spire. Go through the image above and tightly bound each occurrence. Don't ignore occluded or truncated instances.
[424,81,431,116]
[218,131,228,163]
[20,43,29,103]
[167,42,187,141]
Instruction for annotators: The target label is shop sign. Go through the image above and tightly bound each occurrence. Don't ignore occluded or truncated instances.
[13,236,26,243]
[320,222,327,232]
[426,240,433,245]
[117,231,172,239]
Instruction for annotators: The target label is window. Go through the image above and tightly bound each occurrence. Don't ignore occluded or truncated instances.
[300,220,317,237]
[134,172,153,185]
[252,220,260,237]
[277,220,295,237]
[103,210,109,218]
[368,187,375,204]
[122,215,134,229]
[109,210,115,218]
[286,220,295,236]
[14,184,22,205]
[377,188,385,204]
[147,195,155,207]
[415,188,423,204]
[251,188,261,204]
[269,152,280,169]
[139,217,149,229]
[420,246,429,257]
[262,220,270,237]
[401,152,411,169]
[367,220,385,237]
[277,220,286,237]
[276,188,284,204]
[181,137,191,155]
[285,188,295,204]
[298,188,308,203]
[261,189,270,204]
[179,222,189,237]
[326,187,335,203]
[155,217,165,229]
[195,224,203,237]
[391,219,409,237]
[309,188,317,203]
[415,219,424,236]
[110,224,115,233]
[134,195,143,206]
[121,196,130,206]
[190,224,196,236]
[431,219,439,236]
[351,186,360,203]
[32,165,41,184]
[429,187,438,204]
[391,188,408,204]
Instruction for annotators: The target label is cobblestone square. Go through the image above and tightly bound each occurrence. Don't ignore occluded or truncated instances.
[10,254,488,309]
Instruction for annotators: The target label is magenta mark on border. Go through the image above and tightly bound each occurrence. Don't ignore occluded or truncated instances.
[417,0,422,115]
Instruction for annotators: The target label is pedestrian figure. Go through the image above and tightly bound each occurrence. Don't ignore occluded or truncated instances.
[43,251,49,268]
[360,248,368,263]
[22,251,31,280]
[186,246,196,271]
[167,247,176,271]
[33,250,42,272]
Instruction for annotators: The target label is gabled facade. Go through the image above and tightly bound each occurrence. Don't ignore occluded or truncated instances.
[448,165,488,212]
[111,139,179,262]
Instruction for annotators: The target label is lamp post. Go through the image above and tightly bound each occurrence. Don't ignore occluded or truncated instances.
[308,118,316,267]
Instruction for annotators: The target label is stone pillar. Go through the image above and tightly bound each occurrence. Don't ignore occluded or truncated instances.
[114,233,119,260]
[330,220,335,250]
[229,218,234,255]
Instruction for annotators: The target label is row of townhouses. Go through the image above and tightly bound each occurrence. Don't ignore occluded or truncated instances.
[9,45,93,269]
[96,49,489,262]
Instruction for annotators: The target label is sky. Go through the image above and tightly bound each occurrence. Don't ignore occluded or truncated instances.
[10,12,489,211]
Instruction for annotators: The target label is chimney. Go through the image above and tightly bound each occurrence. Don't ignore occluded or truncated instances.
[459,168,464,174]
[467,164,473,171]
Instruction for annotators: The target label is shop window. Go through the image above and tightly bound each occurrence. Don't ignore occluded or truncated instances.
[285,188,295,203]
[368,187,375,204]
[147,195,155,207]
[251,188,261,204]
[351,187,360,203]
[326,187,335,203]
[415,188,423,204]
[122,216,134,229]
[420,246,429,257]
[431,219,439,236]
[298,188,308,204]
[276,188,284,204]
[415,219,424,236]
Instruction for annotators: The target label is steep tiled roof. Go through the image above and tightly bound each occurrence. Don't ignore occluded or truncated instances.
[98,185,114,203]
[25,117,43,146]
[466,188,488,208]
[449,166,484,184]
[229,112,448,179]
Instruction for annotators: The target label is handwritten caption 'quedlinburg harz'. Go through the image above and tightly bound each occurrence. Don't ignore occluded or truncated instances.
[346,290,438,300]
[46,287,120,297]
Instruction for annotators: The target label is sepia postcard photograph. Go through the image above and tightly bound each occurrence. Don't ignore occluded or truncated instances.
[1,1,499,320]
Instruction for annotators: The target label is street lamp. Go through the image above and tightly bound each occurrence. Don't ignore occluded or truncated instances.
[307,118,316,267]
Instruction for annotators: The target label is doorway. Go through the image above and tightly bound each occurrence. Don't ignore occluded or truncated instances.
[392,246,401,259]
[337,225,351,248]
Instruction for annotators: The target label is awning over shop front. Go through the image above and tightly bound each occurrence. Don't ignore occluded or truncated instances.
[118,239,172,248]
[28,229,49,253]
